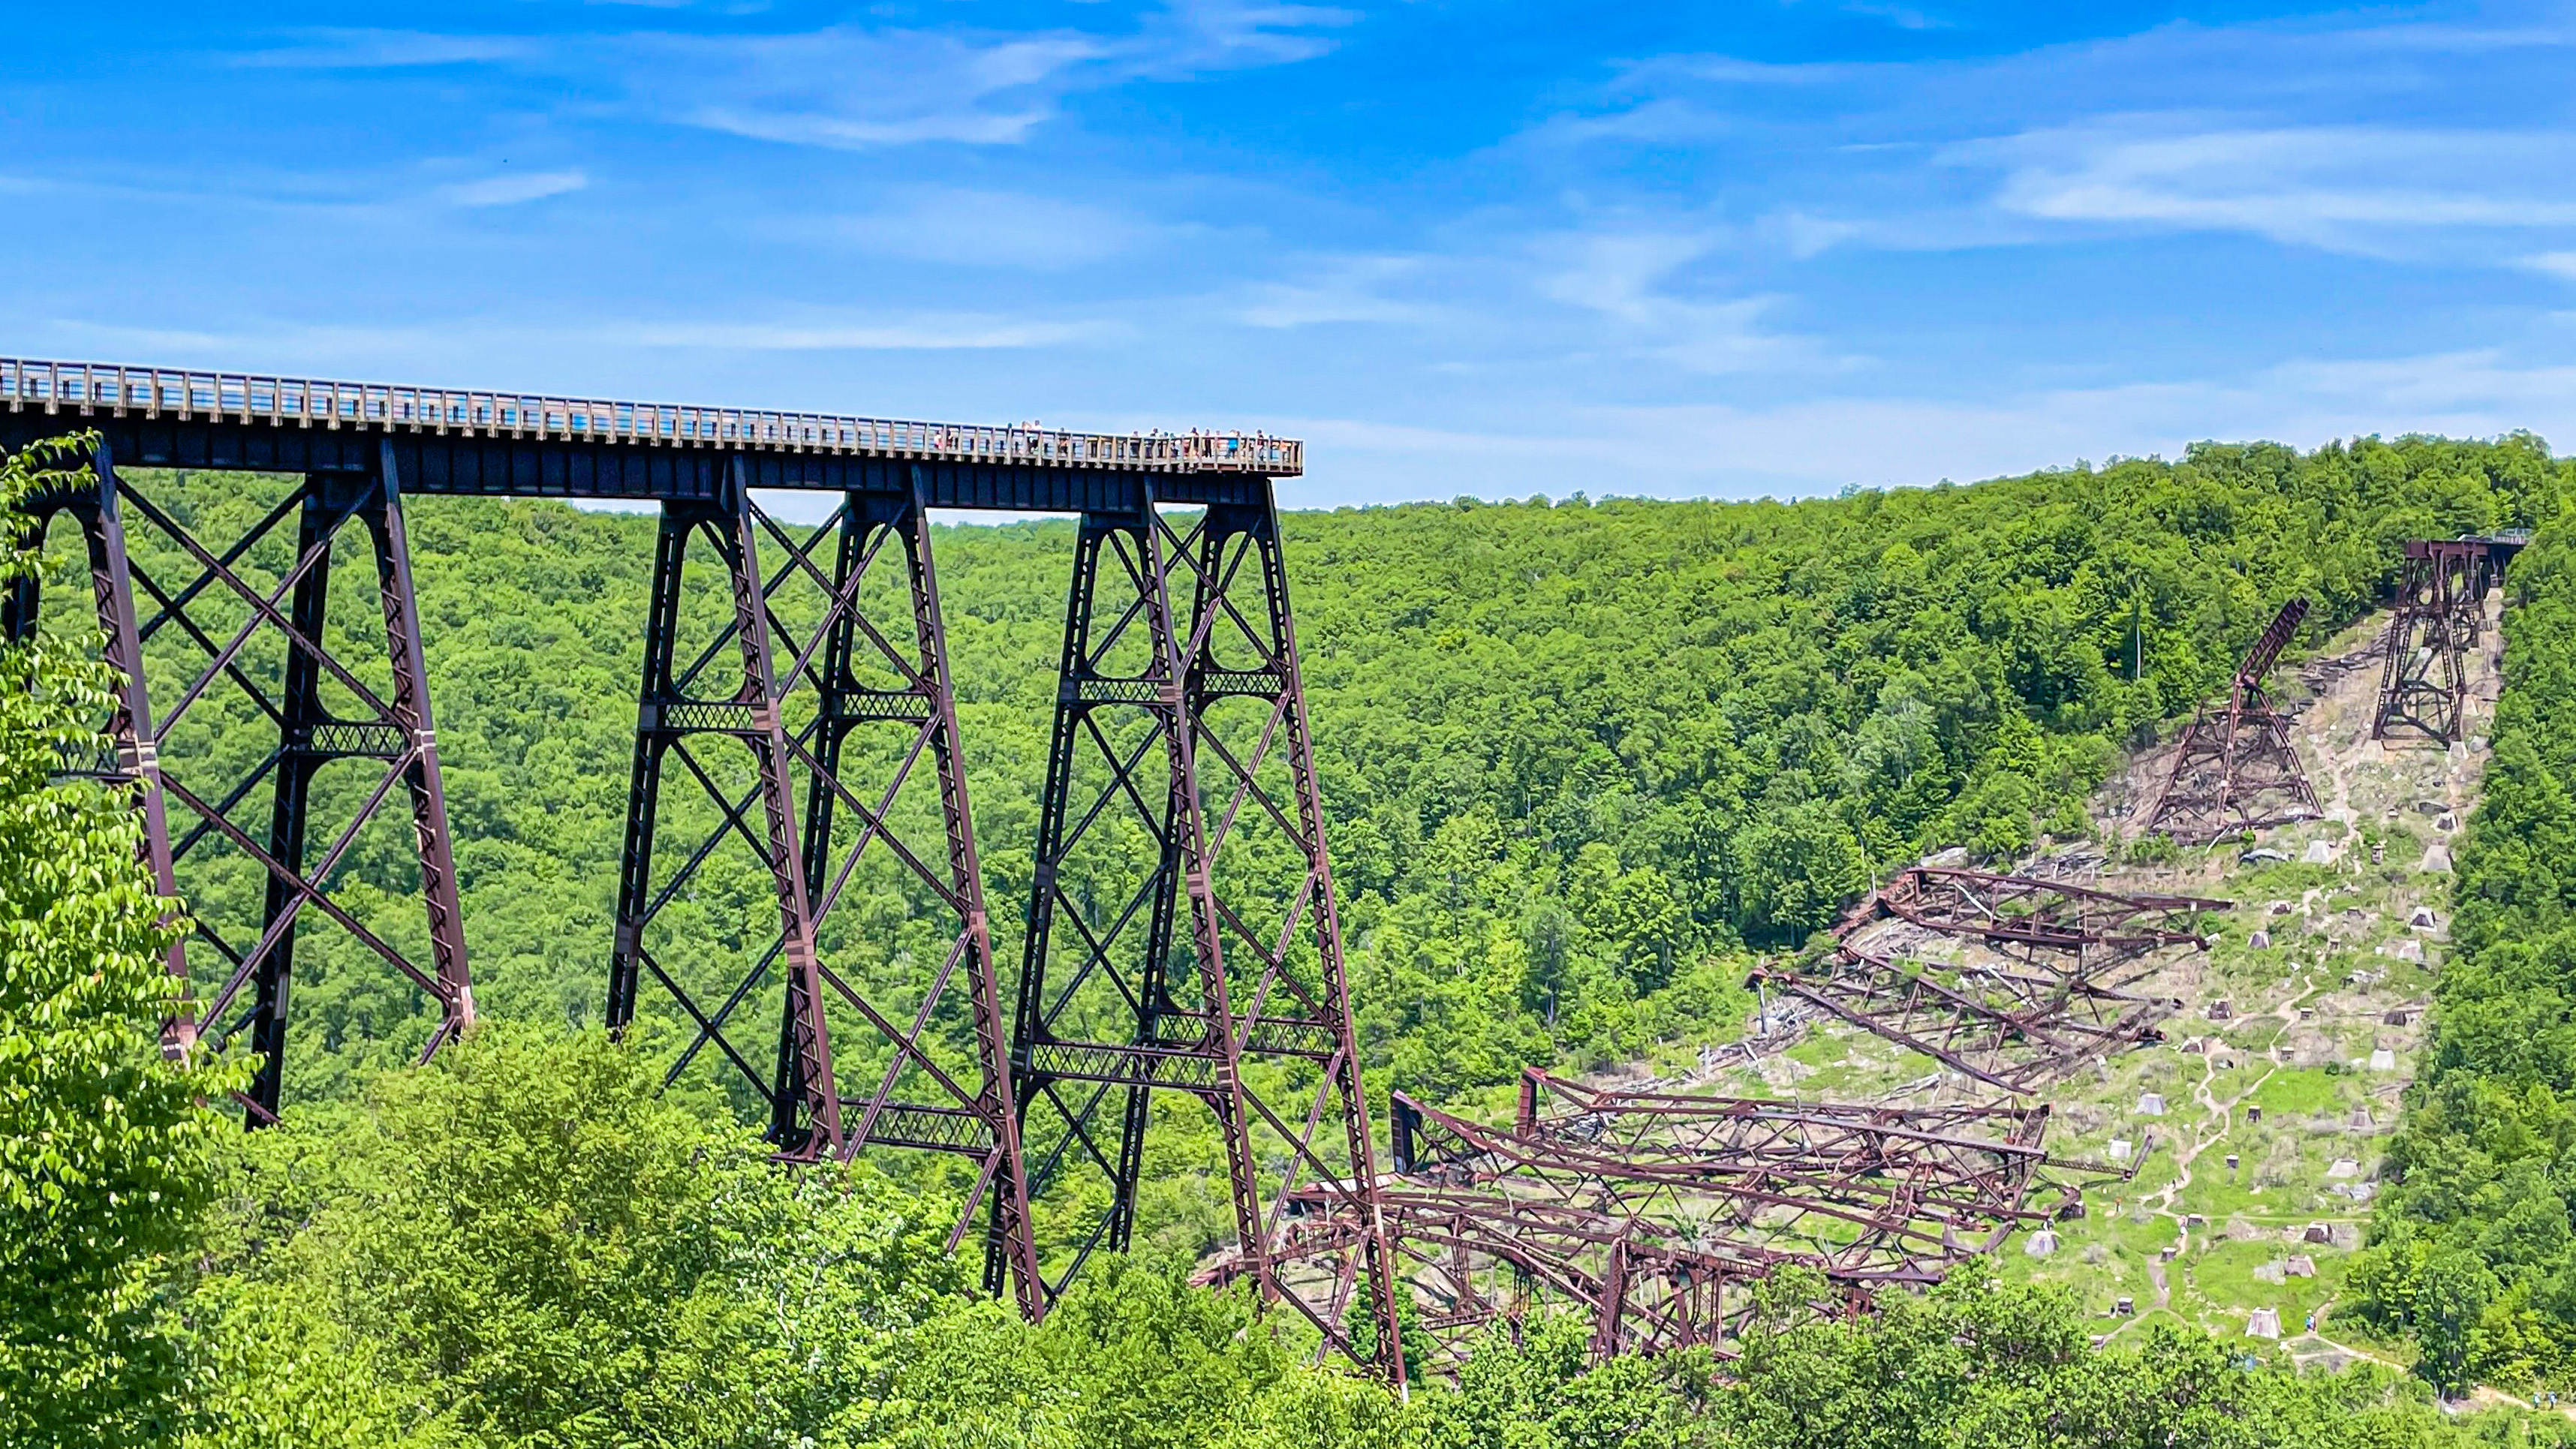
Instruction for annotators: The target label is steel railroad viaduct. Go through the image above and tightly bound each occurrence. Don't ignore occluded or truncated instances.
[0,359,1407,1385]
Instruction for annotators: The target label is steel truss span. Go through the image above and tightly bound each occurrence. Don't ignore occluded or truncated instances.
[1,356,1299,478]
[0,360,1409,1383]
[1778,867,2226,1094]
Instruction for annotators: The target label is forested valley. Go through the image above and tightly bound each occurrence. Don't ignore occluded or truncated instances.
[9,431,2576,1447]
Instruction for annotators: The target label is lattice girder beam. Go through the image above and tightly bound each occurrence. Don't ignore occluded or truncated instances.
[1750,952,2174,1096]
[1847,867,2228,966]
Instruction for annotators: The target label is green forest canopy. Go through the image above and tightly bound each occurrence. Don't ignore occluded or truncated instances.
[12,431,2576,1444]
[50,432,2546,1109]
[2346,486,2576,1393]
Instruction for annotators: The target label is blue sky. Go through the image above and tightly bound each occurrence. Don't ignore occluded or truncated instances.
[5,1,2575,507]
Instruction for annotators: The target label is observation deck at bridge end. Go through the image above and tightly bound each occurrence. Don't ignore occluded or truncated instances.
[0,356,1299,511]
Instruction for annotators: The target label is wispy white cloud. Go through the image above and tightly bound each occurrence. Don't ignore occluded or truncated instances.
[438,170,587,208]
[2519,251,2576,281]
[824,188,1175,269]
[230,3,1359,153]
[1636,55,1892,86]
[651,5,1358,147]
[1139,0,1359,74]
[631,29,1109,149]
[1538,230,1837,374]
[1840,1,1947,32]
[1514,99,1744,151]
[233,29,543,68]
[1760,210,1864,259]
[2332,20,2576,53]
[613,317,1099,350]
[1958,122,2576,253]
[1237,255,1435,328]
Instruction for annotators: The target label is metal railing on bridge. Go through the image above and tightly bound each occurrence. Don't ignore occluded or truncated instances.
[0,356,1301,475]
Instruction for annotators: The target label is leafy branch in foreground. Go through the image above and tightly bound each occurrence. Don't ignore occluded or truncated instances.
[0,435,246,1447]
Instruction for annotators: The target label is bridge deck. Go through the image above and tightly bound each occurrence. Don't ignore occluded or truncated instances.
[0,356,1296,510]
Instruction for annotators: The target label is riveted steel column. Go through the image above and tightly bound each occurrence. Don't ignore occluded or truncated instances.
[608,459,841,1161]
[242,479,339,1119]
[371,441,474,1051]
[894,470,1042,1317]
[1139,484,1271,1301]
[4,440,189,1026]
[719,474,843,1162]
[604,511,688,1039]
[998,492,1190,1303]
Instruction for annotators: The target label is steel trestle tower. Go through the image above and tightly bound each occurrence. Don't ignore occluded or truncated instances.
[2144,597,2320,840]
[602,462,1044,1314]
[4,437,474,1123]
[2373,540,2486,744]
[998,483,1402,1384]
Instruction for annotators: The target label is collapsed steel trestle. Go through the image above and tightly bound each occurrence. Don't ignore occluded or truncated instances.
[1843,866,2225,971]
[1751,951,2176,1094]
[1217,1067,2103,1371]
[1759,866,2223,1095]
[1399,1071,2064,1266]
[2144,597,2322,840]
